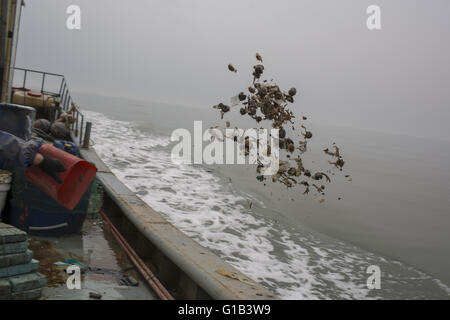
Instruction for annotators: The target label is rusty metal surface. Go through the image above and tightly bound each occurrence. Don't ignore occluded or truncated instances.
[80,148,278,300]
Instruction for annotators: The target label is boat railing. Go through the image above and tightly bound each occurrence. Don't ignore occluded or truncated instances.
[12,67,86,146]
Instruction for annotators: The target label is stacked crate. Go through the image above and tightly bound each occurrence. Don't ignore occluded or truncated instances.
[0,223,46,299]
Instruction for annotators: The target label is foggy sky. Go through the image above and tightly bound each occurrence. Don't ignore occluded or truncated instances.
[14,0,450,141]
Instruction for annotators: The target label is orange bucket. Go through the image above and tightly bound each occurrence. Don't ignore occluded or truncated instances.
[25,144,97,210]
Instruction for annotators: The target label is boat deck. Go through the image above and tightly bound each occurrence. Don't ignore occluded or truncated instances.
[29,218,156,300]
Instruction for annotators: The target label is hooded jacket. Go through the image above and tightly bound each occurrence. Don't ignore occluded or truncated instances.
[0,130,42,167]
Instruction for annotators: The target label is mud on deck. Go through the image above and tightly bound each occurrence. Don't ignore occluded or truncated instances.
[28,218,156,300]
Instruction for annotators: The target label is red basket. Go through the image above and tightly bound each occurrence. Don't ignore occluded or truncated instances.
[25,144,97,210]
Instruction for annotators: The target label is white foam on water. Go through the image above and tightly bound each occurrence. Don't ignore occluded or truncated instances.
[85,110,450,299]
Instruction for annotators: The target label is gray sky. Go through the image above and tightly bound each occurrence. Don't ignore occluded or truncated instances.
[15,0,450,140]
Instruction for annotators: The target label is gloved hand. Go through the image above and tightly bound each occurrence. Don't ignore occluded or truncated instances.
[38,157,67,184]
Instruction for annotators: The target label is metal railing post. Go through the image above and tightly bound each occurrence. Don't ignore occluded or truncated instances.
[22,69,27,88]
[83,121,92,149]
[41,72,46,93]
[80,114,84,145]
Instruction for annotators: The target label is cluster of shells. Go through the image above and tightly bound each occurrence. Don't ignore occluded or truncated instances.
[213,54,347,198]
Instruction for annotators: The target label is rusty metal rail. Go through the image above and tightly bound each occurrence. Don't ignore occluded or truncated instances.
[99,209,174,300]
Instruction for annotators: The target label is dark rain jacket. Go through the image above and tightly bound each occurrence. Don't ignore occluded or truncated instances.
[0,130,42,167]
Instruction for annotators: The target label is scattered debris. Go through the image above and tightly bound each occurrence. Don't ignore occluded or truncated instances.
[256,53,263,63]
[215,269,252,284]
[28,239,68,288]
[54,259,138,287]
[89,292,102,299]
[121,275,139,287]
[213,53,349,198]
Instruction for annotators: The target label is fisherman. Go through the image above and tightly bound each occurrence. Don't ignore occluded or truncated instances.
[0,130,66,183]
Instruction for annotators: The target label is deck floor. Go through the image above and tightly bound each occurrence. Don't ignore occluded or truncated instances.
[28,218,157,300]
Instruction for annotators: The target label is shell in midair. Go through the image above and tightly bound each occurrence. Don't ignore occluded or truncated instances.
[228,64,237,73]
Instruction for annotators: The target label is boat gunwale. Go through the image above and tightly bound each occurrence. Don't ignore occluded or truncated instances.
[79,146,278,300]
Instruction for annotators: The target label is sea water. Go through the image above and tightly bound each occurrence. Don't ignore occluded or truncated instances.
[77,92,450,299]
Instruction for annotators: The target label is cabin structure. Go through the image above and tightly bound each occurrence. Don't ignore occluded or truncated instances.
[0,0,23,103]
